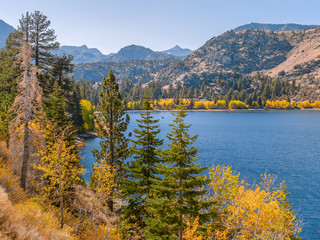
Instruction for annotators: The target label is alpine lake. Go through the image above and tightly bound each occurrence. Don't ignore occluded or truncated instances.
[80,110,320,239]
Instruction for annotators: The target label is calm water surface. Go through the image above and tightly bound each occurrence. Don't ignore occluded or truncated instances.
[80,110,320,239]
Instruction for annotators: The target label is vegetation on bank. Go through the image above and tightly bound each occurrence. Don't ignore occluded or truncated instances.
[0,11,302,239]
[126,99,320,110]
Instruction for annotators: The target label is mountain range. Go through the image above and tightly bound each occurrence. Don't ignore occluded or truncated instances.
[54,45,113,63]
[151,27,320,87]
[0,19,191,63]
[56,44,191,63]
[2,18,320,99]
[234,22,320,31]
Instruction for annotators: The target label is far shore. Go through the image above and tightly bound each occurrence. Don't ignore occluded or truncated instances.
[124,108,320,112]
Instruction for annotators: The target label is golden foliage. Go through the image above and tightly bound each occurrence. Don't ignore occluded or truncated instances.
[157,98,175,109]
[90,160,117,206]
[77,221,121,240]
[215,100,227,109]
[194,101,206,109]
[205,101,216,109]
[311,100,320,108]
[34,137,85,202]
[183,216,203,240]
[298,101,312,109]
[207,165,301,240]
[265,100,291,109]
[127,100,142,110]
[228,100,248,109]
[80,100,95,131]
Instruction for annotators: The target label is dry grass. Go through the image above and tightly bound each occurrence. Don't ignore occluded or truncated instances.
[0,187,73,240]
[0,142,9,159]
[0,165,26,203]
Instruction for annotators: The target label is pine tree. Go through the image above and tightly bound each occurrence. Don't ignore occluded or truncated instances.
[19,11,59,70]
[48,55,74,102]
[92,69,130,212]
[121,99,163,233]
[9,41,44,190]
[43,81,70,130]
[18,11,60,96]
[71,83,84,130]
[0,31,22,146]
[146,106,209,239]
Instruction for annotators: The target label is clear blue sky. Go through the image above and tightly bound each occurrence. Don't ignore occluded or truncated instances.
[0,0,319,54]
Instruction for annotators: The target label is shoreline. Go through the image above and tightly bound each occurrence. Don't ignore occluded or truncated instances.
[75,132,98,148]
[125,108,320,112]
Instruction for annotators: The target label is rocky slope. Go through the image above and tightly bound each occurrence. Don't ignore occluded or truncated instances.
[73,58,181,83]
[0,20,15,49]
[152,27,320,89]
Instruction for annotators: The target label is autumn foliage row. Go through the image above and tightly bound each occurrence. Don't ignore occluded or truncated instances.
[127,99,320,110]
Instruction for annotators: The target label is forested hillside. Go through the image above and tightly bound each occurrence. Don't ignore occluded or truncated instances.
[74,58,181,83]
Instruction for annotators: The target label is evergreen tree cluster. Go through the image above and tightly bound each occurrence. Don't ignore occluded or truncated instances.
[77,71,298,110]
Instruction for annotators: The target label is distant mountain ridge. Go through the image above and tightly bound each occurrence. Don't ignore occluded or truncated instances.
[54,45,114,63]
[106,44,173,62]
[234,23,320,31]
[161,45,192,57]
[0,20,15,49]
[56,44,190,63]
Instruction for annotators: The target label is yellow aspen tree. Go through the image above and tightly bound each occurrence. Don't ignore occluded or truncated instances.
[34,124,86,229]
[206,165,301,240]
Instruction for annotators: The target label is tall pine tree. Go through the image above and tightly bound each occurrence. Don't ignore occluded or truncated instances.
[121,99,163,234]
[92,69,130,212]
[18,11,59,71]
[43,81,70,130]
[146,106,209,239]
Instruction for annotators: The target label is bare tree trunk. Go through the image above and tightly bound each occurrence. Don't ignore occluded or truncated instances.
[108,87,114,213]
[60,172,64,229]
[20,120,29,190]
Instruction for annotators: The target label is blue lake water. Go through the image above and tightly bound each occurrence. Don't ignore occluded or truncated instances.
[79,110,320,239]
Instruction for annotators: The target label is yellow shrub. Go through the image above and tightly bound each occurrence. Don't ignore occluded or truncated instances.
[194,101,206,109]
[291,101,298,109]
[298,101,312,109]
[265,100,291,109]
[158,99,175,109]
[205,101,215,109]
[228,100,248,109]
[180,99,191,108]
[216,100,227,109]
[311,101,320,109]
